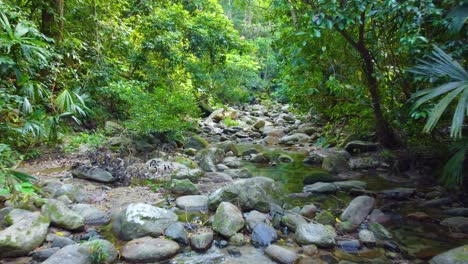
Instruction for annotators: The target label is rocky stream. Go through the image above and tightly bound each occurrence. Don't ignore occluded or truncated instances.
[0,104,467,264]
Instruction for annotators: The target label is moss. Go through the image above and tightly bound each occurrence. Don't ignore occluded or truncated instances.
[4,214,13,226]
[315,211,336,226]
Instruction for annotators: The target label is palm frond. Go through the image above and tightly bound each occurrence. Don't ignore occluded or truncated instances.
[446,3,468,34]
[441,138,468,188]
[410,46,468,139]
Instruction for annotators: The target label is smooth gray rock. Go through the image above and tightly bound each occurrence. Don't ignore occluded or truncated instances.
[245,210,269,230]
[223,168,253,179]
[229,233,246,246]
[112,203,178,241]
[0,209,50,257]
[251,223,278,247]
[212,202,244,237]
[430,245,468,264]
[303,182,337,194]
[164,222,188,245]
[42,239,118,264]
[42,199,84,230]
[279,133,309,145]
[380,188,415,199]
[72,167,114,183]
[209,177,280,212]
[190,230,214,252]
[223,157,243,168]
[31,247,60,262]
[368,222,392,240]
[295,223,336,247]
[300,204,318,219]
[265,245,299,264]
[334,181,367,191]
[175,195,209,212]
[70,204,110,225]
[340,196,375,225]
[358,229,376,245]
[50,235,76,248]
[121,237,179,262]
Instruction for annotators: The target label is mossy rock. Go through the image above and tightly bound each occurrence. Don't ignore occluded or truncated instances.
[185,135,210,150]
[315,211,336,226]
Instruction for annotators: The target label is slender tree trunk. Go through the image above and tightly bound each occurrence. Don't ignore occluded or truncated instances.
[41,0,63,40]
[356,43,398,148]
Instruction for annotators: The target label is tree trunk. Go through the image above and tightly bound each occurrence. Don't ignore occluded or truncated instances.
[357,43,398,148]
[41,0,63,40]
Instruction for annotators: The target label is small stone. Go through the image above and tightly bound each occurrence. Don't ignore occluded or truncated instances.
[229,233,246,246]
[303,182,337,194]
[175,195,209,212]
[51,235,76,248]
[190,229,214,252]
[121,237,180,262]
[282,213,307,231]
[251,223,278,247]
[368,223,392,240]
[340,196,375,226]
[169,179,199,195]
[301,245,318,256]
[164,222,188,245]
[245,210,269,231]
[30,247,60,261]
[295,223,336,247]
[265,245,299,264]
[359,229,376,245]
[300,204,318,219]
[337,240,361,253]
[336,221,357,233]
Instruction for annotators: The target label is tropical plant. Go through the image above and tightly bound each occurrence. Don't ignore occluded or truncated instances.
[409,46,467,139]
[0,144,37,196]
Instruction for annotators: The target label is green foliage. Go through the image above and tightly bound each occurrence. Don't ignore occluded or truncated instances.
[0,144,38,196]
[62,132,106,153]
[223,117,241,127]
[440,139,468,188]
[409,46,468,139]
[87,240,109,264]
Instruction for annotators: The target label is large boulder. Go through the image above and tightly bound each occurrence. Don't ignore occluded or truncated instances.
[322,153,350,174]
[295,223,336,247]
[42,239,118,264]
[208,177,280,213]
[196,148,225,172]
[430,245,468,264]
[112,203,178,240]
[121,237,179,262]
[212,202,244,237]
[340,196,375,226]
[0,209,50,257]
[41,199,84,230]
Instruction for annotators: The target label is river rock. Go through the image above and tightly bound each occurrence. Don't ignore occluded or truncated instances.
[112,203,178,240]
[303,153,324,165]
[440,217,468,232]
[0,209,50,257]
[190,229,214,252]
[429,245,468,264]
[443,208,468,217]
[121,237,179,262]
[300,204,318,218]
[209,177,280,212]
[196,148,225,172]
[368,222,392,239]
[340,196,375,225]
[42,199,84,230]
[50,235,76,248]
[253,120,266,130]
[344,141,379,154]
[245,210,269,230]
[72,167,114,183]
[295,223,336,247]
[169,179,199,195]
[30,247,60,262]
[380,188,415,199]
[303,182,337,194]
[282,213,307,231]
[42,239,118,264]
[70,204,110,225]
[334,181,367,191]
[223,157,243,168]
[165,222,188,245]
[175,195,209,212]
[265,245,299,264]
[322,153,350,174]
[250,153,270,163]
[212,202,244,237]
[185,135,209,150]
[229,233,246,246]
[251,223,278,247]
[337,239,361,253]
[223,168,252,179]
[51,183,91,203]
[359,229,376,245]
[279,133,309,145]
